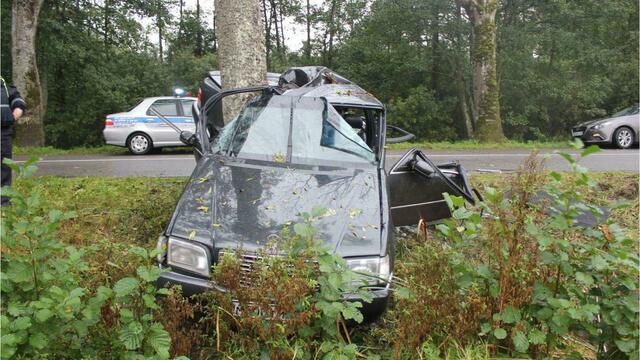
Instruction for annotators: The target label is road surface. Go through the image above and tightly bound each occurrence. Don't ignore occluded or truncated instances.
[14,148,639,177]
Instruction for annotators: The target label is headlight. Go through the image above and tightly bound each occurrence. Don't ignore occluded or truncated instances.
[167,237,211,277]
[592,121,610,130]
[346,255,391,284]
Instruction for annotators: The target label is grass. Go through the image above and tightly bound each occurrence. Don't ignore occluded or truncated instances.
[13,170,638,247]
[14,140,574,157]
[386,139,572,151]
[13,145,193,156]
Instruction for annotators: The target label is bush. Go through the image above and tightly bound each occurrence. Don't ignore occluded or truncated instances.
[1,158,174,359]
[381,143,639,358]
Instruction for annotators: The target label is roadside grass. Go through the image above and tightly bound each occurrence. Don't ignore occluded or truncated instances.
[13,145,193,156]
[13,170,637,260]
[386,139,572,151]
[10,170,638,358]
[13,140,576,157]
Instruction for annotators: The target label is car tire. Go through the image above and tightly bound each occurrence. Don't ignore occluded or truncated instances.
[613,126,635,149]
[127,133,153,155]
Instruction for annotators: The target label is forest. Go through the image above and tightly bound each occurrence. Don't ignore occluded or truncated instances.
[1,0,638,148]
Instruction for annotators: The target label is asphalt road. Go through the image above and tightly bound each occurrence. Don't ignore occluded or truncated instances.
[14,148,639,177]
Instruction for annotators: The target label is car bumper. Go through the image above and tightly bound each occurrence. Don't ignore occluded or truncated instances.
[103,128,128,147]
[157,267,391,320]
[572,127,610,144]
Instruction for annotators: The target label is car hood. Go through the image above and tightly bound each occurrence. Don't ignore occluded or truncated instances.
[575,116,627,128]
[168,156,383,258]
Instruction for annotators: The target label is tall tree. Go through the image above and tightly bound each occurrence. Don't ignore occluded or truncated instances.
[12,0,45,146]
[459,0,505,142]
[215,0,267,121]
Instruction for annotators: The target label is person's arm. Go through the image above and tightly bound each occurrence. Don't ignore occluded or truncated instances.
[8,84,26,121]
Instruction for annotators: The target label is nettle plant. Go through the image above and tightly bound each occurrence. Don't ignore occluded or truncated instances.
[438,142,639,358]
[1,158,174,359]
[204,207,374,360]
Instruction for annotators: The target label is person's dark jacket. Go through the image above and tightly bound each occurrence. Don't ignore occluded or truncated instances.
[1,78,27,128]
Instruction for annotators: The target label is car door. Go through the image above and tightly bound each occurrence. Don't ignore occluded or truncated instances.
[388,148,476,226]
[179,99,197,134]
[147,99,182,145]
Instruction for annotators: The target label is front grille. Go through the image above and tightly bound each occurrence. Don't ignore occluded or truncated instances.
[217,251,319,289]
[572,126,587,132]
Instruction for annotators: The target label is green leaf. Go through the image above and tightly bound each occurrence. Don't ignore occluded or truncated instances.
[575,272,594,285]
[118,321,144,350]
[10,316,31,331]
[590,255,608,271]
[29,332,48,349]
[494,328,507,340]
[528,329,546,345]
[513,331,529,353]
[614,338,637,353]
[293,223,315,238]
[147,323,171,357]
[580,145,600,157]
[341,304,364,323]
[35,309,54,323]
[113,277,140,298]
[502,306,521,324]
[395,287,413,299]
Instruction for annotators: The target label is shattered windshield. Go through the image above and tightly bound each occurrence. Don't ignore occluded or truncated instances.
[212,95,375,166]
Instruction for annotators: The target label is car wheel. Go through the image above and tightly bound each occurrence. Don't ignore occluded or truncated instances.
[127,133,153,155]
[613,127,635,149]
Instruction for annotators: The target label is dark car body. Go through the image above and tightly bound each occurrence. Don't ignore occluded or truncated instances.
[157,67,477,319]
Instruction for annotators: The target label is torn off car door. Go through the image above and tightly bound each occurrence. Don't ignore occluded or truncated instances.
[388,148,475,226]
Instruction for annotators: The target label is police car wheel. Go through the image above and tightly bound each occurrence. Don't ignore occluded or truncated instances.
[127,133,153,155]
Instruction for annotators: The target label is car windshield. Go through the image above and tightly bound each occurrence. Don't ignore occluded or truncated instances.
[211,95,376,166]
[613,105,639,117]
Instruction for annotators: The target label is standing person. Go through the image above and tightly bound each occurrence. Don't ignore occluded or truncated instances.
[1,76,27,206]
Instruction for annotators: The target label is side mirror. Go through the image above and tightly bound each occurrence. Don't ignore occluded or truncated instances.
[386,125,415,144]
[411,159,435,178]
[179,130,199,147]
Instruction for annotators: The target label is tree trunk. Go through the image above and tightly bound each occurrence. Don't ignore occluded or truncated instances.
[196,0,203,56]
[461,0,505,142]
[178,0,184,39]
[215,0,267,123]
[270,0,281,53]
[326,0,338,67]
[262,0,271,68]
[212,3,217,51]
[156,0,164,62]
[305,0,311,60]
[12,0,45,147]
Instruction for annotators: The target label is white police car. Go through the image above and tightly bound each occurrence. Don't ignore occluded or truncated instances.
[103,95,197,155]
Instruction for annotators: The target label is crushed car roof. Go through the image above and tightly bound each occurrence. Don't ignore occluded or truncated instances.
[279,66,384,109]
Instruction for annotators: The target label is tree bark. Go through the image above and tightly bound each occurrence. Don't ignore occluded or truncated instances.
[460,0,505,142]
[196,0,203,56]
[12,0,45,147]
[215,0,267,122]
[157,0,163,62]
[305,0,311,60]
[326,0,338,67]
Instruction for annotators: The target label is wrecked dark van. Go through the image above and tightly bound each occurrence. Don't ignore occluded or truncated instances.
[156,67,477,319]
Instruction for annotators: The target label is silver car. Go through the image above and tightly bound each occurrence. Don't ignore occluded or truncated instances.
[572,105,639,149]
[103,96,197,155]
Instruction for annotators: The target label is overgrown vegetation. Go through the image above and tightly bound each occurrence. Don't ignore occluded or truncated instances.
[2,0,637,146]
[2,150,638,359]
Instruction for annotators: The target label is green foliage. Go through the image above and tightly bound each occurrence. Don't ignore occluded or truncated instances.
[388,87,458,141]
[1,157,91,358]
[1,159,173,359]
[434,144,639,357]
